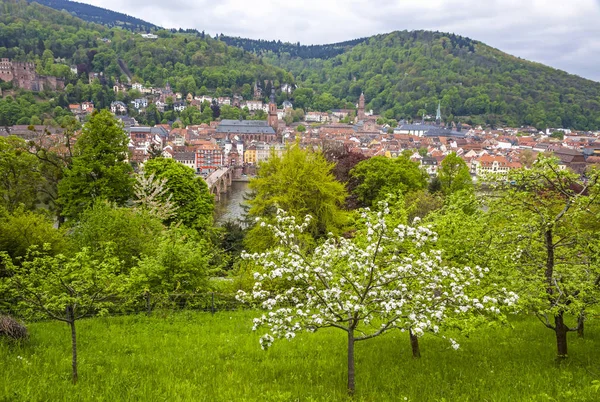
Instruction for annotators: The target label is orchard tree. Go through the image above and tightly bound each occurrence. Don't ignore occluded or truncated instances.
[489,156,600,358]
[238,207,516,395]
[58,110,133,220]
[438,152,473,195]
[2,246,124,384]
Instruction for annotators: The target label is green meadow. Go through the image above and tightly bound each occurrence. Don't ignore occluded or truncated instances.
[1,311,599,401]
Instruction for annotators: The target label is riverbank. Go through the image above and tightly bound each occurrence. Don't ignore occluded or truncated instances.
[213,180,250,224]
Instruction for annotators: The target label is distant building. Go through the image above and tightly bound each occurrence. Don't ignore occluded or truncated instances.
[357,92,366,121]
[132,98,148,110]
[173,152,196,171]
[110,101,128,115]
[215,119,276,142]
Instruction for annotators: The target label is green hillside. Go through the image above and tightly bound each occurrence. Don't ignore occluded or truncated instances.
[0,0,293,125]
[259,31,600,130]
[2,0,600,130]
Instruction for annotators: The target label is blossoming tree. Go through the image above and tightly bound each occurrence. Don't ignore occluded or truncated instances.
[238,207,518,394]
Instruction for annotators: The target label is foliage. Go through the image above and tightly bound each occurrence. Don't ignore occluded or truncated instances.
[34,0,158,32]
[132,168,178,221]
[238,208,516,394]
[264,30,600,130]
[1,245,124,383]
[69,201,164,273]
[245,145,347,250]
[349,156,427,207]
[128,226,216,306]
[142,158,214,231]
[58,110,133,221]
[487,156,600,358]
[438,152,473,195]
[218,220,247,271]
[0,136,43,212]
[0,208,68,265]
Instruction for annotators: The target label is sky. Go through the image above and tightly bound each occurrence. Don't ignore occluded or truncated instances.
[80,0,600,81]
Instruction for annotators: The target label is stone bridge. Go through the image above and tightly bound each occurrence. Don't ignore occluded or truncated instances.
[204,167,234,201]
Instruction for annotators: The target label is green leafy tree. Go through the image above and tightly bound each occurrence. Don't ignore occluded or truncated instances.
[239,208,515,395]
[488,156,600,358]
[2,246,124,384]
[349,156,427,207]
[0,136,44,212]
[0,208,68,265]
[58,110,133,220]
[246,145,347,250]
[438,152,473,195]
[129,226,216,308]
[143,158,214,231]
[69,201,164,272]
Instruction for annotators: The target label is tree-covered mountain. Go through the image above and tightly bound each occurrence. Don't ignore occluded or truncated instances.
[3,0,600,130]
[29,0,159,32]
[220,35,368,60]
[261,31,600,130]
[0,0,293,125]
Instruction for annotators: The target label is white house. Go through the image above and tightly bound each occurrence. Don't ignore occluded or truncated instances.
[132,98,148,110]
[245,100,264,111]
[110,101,128,114]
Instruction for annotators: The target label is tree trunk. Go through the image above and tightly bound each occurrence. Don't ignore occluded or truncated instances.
[555,312,568,359]
[409,328,421,358]
[347,329,355,396]
[577,312,585,339]
[67,306,78,384]
[145,292,152,316]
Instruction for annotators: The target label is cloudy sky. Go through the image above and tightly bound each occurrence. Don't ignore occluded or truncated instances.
[81,0,600,81]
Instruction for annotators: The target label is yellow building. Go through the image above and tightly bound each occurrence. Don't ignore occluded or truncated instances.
[244,145,257,164]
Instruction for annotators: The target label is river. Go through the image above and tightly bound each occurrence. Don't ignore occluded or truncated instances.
[214,181,251,224]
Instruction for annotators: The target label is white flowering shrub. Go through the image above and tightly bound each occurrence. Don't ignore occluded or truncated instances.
[133,168,178,221]
[238,205,518,394]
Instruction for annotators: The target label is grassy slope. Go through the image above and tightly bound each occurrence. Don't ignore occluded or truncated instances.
[1,311,599,401]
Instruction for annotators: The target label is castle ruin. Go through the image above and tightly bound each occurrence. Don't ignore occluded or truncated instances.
[0,58,65,92]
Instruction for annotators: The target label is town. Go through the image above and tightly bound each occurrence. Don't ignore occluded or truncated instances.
[1,76,595,195]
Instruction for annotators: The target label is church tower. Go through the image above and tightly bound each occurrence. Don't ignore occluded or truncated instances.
[268,89,278,130]
[358,92,366,121]
[435,101,442,125]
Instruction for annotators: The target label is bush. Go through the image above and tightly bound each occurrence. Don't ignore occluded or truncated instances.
[0,315,28,340]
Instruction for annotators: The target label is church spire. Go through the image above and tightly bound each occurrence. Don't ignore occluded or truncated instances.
[436,101,442,125]
[358,92,366,121]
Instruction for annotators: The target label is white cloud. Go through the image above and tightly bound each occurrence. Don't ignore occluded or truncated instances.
[80,0,600,80]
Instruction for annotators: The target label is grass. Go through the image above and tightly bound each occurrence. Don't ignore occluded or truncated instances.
[1,311,599,401]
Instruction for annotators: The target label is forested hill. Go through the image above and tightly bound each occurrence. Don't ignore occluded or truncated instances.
[29,0,159,32]
[262,31,600,131]
[219,36,368,59]
[0,0,293,94]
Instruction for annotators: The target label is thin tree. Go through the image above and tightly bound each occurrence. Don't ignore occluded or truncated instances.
[2,246,124,383]
[489,156,600,358]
